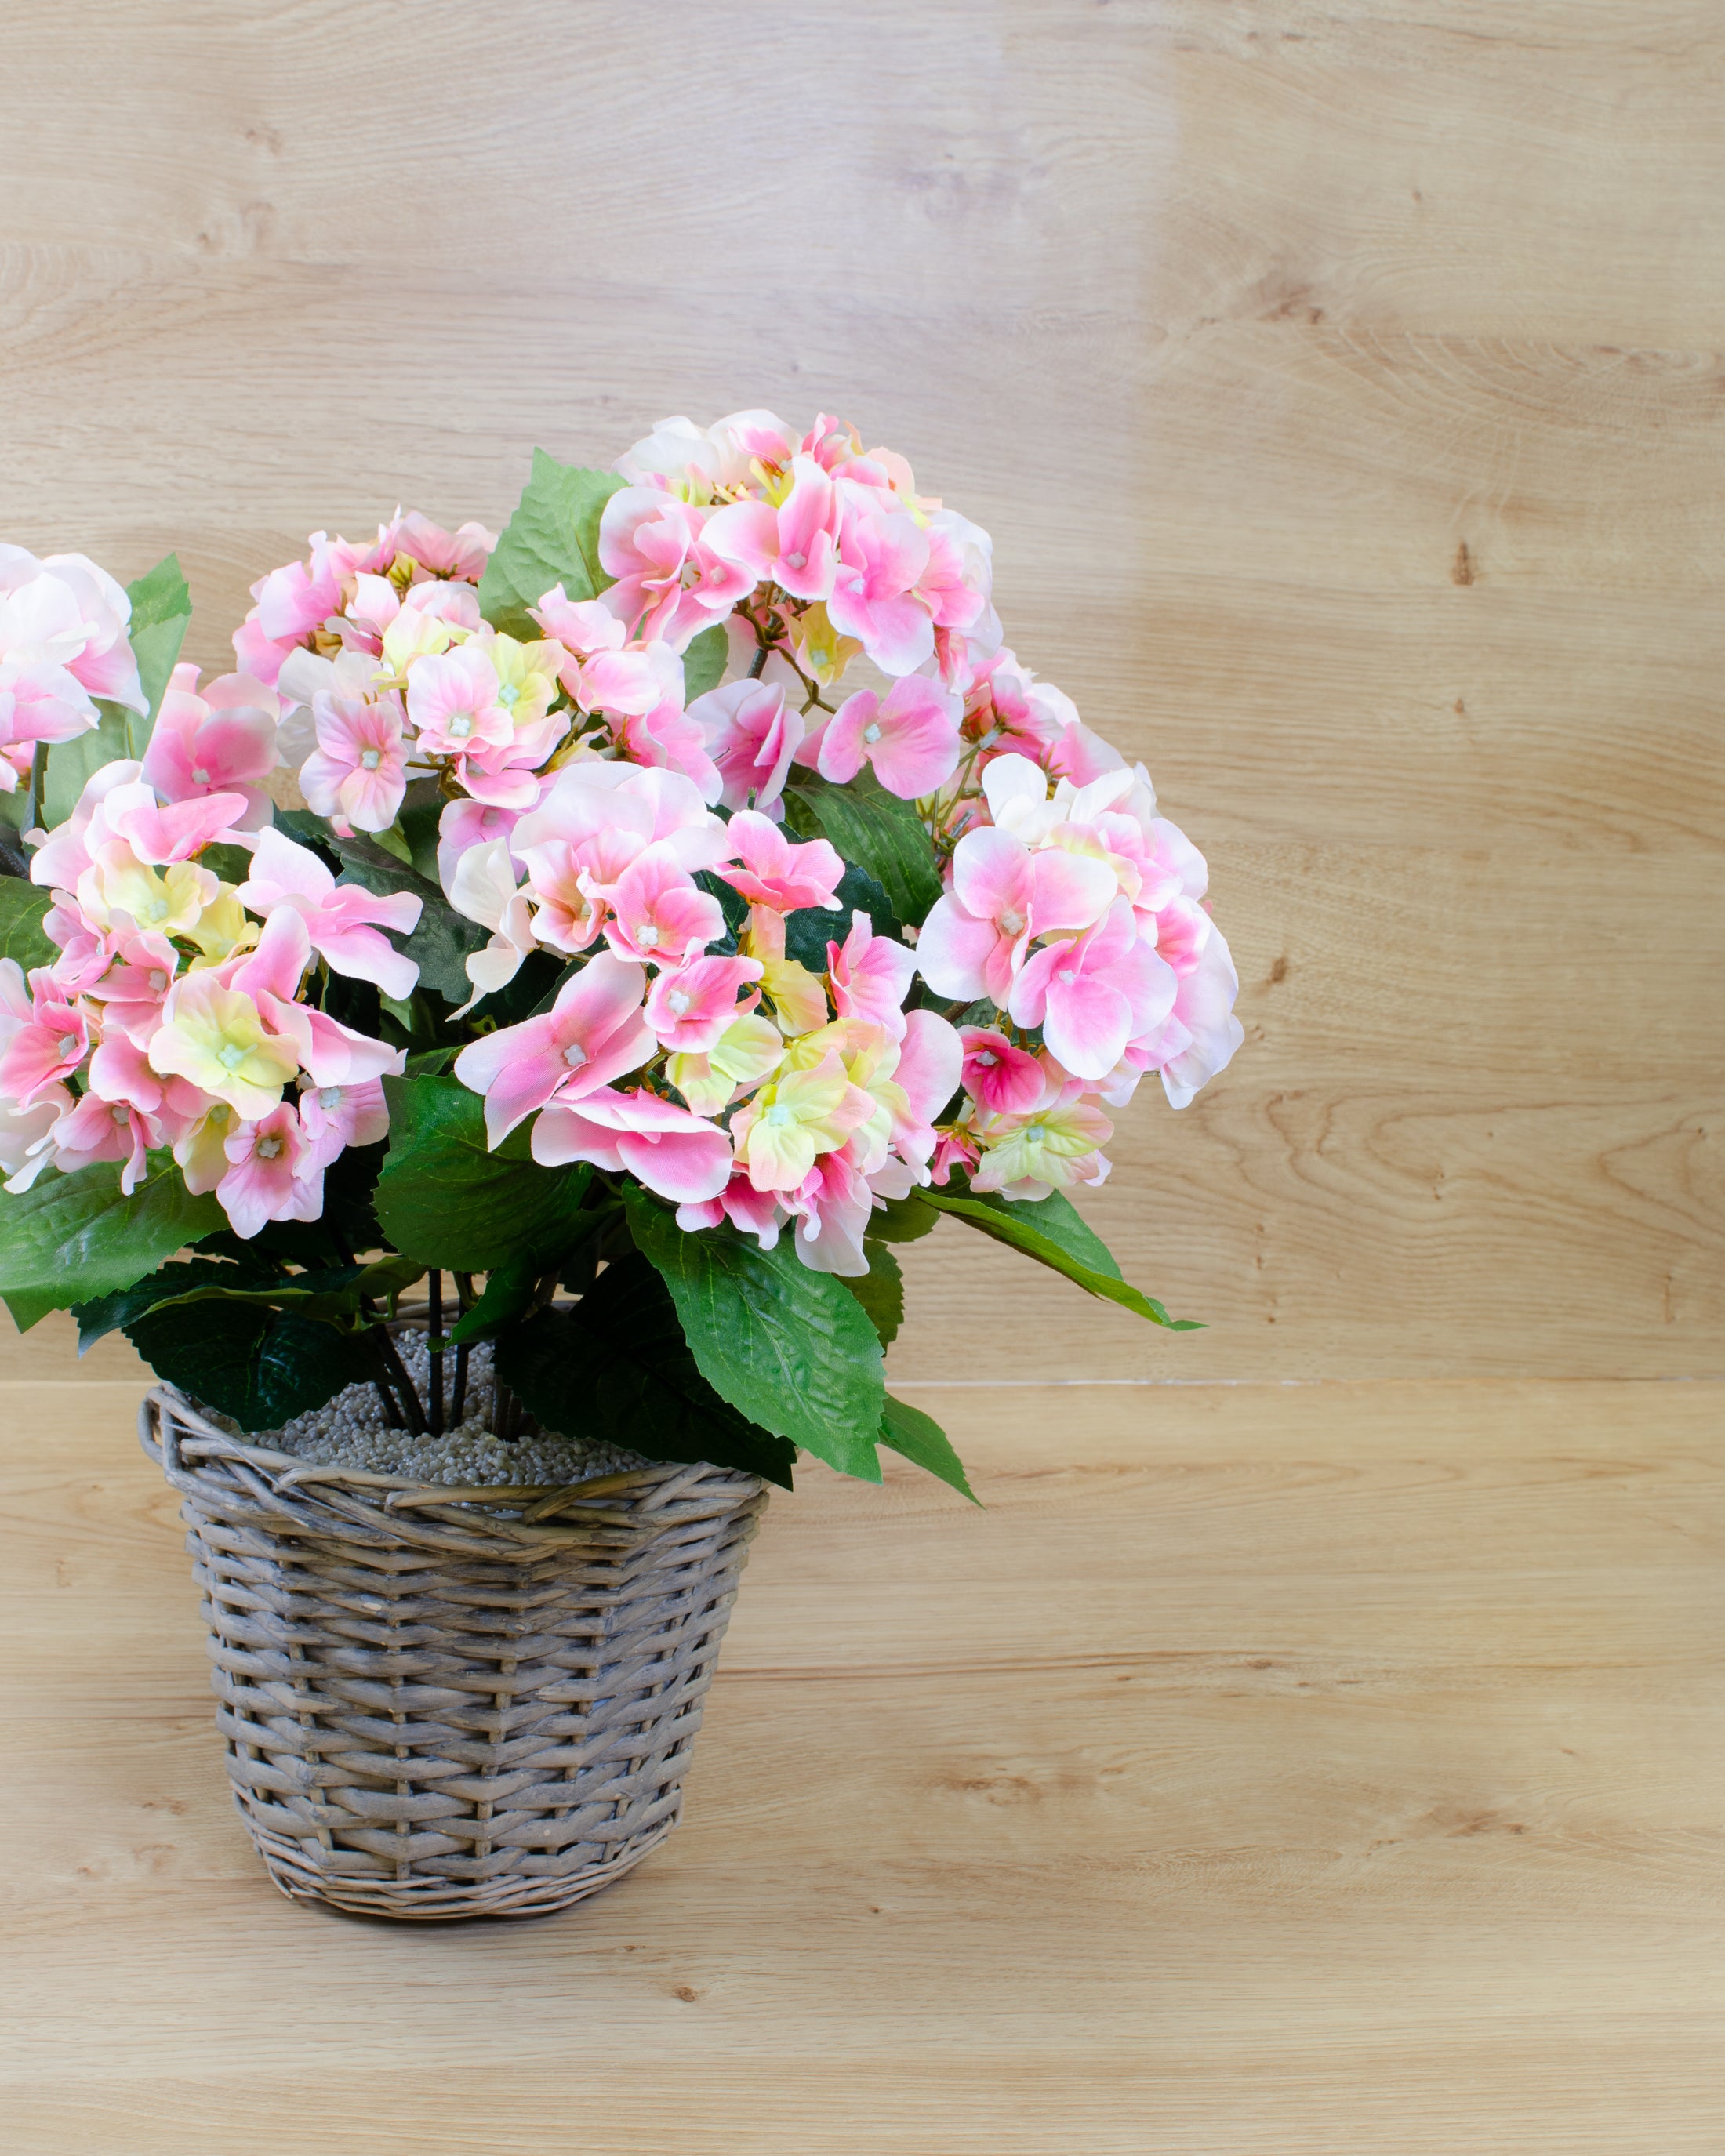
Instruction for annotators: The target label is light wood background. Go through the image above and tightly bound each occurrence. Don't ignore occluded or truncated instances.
[2,4,1721,2151]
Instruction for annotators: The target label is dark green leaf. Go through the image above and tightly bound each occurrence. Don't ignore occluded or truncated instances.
[125,1298,368,1432]
[866,1192,939,1243]
[44,708,131,826]
[880,1392,979,1503]
[0,878,56,971]
[840,1241,903,1347]
[396,777,445,884]
[682,622,728,702]
[376,1076,591,1270]
[496,1253,795,1486]
[784,770,942,927]
[478,451,623,639]
[404,1046,457,1076]
[445,1252,540,1345]
[0,1157,224,1332]
[72,1254,280,1352]
[692,869,748,956]
[920,1185,1201,1330]
[624,1185,884,1481]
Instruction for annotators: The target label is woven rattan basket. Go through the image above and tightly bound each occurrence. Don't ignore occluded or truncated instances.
[140,1380,768,1922]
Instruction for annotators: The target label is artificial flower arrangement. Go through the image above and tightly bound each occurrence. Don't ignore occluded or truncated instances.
[0,411,1242,1496]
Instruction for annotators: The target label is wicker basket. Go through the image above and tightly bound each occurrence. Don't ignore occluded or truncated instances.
[140,1381,768,1922]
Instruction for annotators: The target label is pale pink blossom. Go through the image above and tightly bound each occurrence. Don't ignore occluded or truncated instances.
[644,953,764,1053]
[85,1027,165,1114]
[405,644,510,759]
[141,664,280,830]
[92,779,251,868]
[675,1170,786,1246]
[297,1076,390,1171]
[452,950,654,1148]
[48,1091,157,1193]
[688,680,804,814]
[598,491,753,650]
[916,826,1117,1006]
[1007,899,1178,1083]
[1111,923,1244,1110]
[0,545,147,713]
[438,799,524,898]
[783,1148,876,1276]
[219,1104,324,1240]
[603,843,725,967]
[959,1025,1044,1117]
[889,1008,965,1164]
[0,976,90,1104]
[447,838,539,1012]
[703,454,841,603]
[531,586,627,659]
[814,675,961,800]
[299,693,409,833]
[514,760,732,877]
[27,760,144,890]
[717,811,844,913]
[391,512,496,583]
[616,410,797,499]
[826,500,933,676]
[0,656,100,760]
[532,1086,733,1204]
[81,931,178,1045]
[826,911,917,1036]
[970,1084,1114,1200]
[238,827,422,1000]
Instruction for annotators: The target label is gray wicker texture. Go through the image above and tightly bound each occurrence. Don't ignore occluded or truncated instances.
[140,1383,768,1922]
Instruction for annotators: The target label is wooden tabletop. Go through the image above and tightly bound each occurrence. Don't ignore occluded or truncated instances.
[2,1338,1719,2154]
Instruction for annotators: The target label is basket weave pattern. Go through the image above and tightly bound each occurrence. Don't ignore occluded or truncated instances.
[140,1384,768,1922]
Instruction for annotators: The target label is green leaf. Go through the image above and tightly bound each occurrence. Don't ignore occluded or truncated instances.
[990,1185,1124,1279]
[0,1156,224,1331]
[840,1241,903,1347]
[496,1254,796,1486]
[920,1185,1201,1330]
[72,1253,280,1351]
[125,1298,368,1432]
[0,878,56,970]
[624,1185,884,1482]
[124,553,194,731]
[445,1251,540,1346]
[866,1192,939,1243]
[682,622,728,702]
[478,451,623,639]
[784,770,942,928]
[43,708,131,827]
[376,1076,591,1270]
[404,1045,456,1077]
[279,815,485,1006]
[880,1392,979,1504]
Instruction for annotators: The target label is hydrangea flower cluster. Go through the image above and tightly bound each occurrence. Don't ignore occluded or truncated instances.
[0,414,1242,1489]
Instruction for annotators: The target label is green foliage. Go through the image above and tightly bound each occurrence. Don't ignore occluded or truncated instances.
[0,1157,224,1332]
[880,1392,979,1503]
[376,1075,591,1270]
[125,1298,371,1432]
[478,452,623,640]
[682,622,728,702]
[840,1240,903,1347]
[866,1192,939,1243]
[624,1185,884,1481]
[920,1184,1200,1330]
[496,1253,796,1486]
[783,770,942,928]
[0,879,56,969]
[43,555,191,822]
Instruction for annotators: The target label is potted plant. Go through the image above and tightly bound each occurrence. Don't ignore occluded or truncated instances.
[0,412,1243,1921]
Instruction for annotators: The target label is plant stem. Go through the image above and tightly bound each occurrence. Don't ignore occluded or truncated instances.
[451,1272,472,1422]
[376,1325,426,1436]
[748,642,771,679]
[366,1334,404,1428]
[427,1270,444,1437]
[25,743,44,835]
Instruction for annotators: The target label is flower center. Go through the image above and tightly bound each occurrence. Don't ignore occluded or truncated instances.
[561,1043,587,1069]
[498,683,520,706]
[1057,967,1077,984]
[862,723,881,745]
[784,550,806,571]
[148,971,168,993]
[974,1050,997,1067]
[360,747,381,770]
[997,907,1025,936]
[191,767,211,786]
[256,1136,282,1160]
[110,1103,129,1124]
[319,1086,343,1109]
[56,1033,78,1058]
[635,924,659,949]
[147,898,169,922]
[764,1102,796,1127]
[448,713,473,739]
[667,989,691,1016]
[218,1042,248,1070]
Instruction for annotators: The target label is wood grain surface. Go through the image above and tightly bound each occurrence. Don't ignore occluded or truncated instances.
[3,5,1722,2151]
[2,1367,1720,2154]
[5,0,1720,1380]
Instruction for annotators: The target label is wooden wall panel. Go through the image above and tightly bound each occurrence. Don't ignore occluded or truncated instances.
[2,1,1720,1377]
